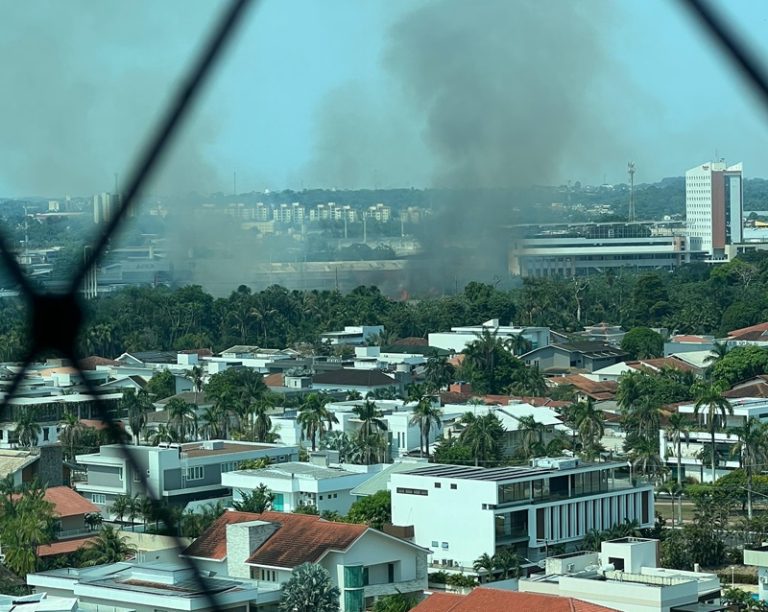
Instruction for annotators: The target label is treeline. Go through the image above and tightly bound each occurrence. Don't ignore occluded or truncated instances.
[0,253,767,359]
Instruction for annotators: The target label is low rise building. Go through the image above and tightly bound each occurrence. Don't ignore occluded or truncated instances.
[75,440,299,516]
[391,457,654,569]
[519,537,723,612]
[428,319,550,354]
[182,510,429,611]
[523,342,628,374]
[744,543,768,601]
[412,588,619,612]
[321,325,384,346]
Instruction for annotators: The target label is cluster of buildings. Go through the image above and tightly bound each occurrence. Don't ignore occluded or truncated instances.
[226,201,403,226]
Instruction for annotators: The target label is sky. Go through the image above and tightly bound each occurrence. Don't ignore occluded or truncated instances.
[2,0,768,197]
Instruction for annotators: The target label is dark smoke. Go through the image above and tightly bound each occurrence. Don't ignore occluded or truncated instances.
[0,2,223,197]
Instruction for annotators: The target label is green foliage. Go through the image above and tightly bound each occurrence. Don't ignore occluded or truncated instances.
[293,504,320,515]
[80,526,136,566]
[445,573,479,588]
[232,484,274,514]
[146,369,176,400]
[279,562,340,612]
[371,593,420,612]
[621,327,664,359]
[433,436,475,465]
[710,346,768,387]
[461,329,523,394]
[346,491,391,530]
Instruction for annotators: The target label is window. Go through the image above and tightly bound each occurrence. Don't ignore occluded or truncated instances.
[396,487,428,496]
[133,470,140,482]
[431,540,438,547]
[319,495,323,500]
[186,466,204,481]
[92,493,106,505]
[43,427,49,442]
[434,482,441,488]
[259,569,276,582]
[118,468,123,481]
[333,493,337,498]
[388,563,395,583]
[450,484,457,490]
[441,542,449,549]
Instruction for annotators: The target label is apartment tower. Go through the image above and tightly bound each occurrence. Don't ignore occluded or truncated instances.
[685,160,743,258]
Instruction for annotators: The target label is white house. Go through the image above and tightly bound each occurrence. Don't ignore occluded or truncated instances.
[221,456,379,515]
[182,510,429,611]
[428,319,550,354]
[520,537,722,612]
[321,325,385,346]
[744,544,768,601]
[391,457,654,570]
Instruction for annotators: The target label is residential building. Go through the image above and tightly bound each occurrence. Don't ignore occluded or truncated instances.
[428,319,550,354]
[660,397,768,482]
[519,537,723,612]
[523,342,627,374]
[311,369,403,396]
[27,561,269,612]
[366,203,392,222]
[350,458,431,498]
[390,457,654,569]
[589,356,700,383]
[0,592,80,612]
[412,588,618,612]
[321,325,385,346]
[0,446,64,488]
[579,323,626,346]
[182,510,429,611]
[222,456,378,515]
[744,543,768,601]
[664,334,716,356]
[75,440,299,515]
[548,374,618,403]
[726,321,768,347]
[34,486,100,561]
[685,160,743,259]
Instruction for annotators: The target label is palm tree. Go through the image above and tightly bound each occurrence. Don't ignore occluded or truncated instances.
[184,364,205,405]
[297,393,338,451]
[694,385,733,483]
[353,400,387,438]
[658,480,682,528]
[251,396,275,443]
[166,397,198,442]
[473,552,495,583]
[461,413,505,466]
[110,495,130,525]
[199,404,226,440]
[148,423,178,446]
[704,340,730,366]
[123,388,150,446]
[493,549,521,579]
[630,436,666,484]
[81,526,136,566]
[59,410,84,462]
[409,398,443,459]
[126,494,142,531]
[666,413,691,486]
[346,390,363,401]
[516,414,547,460]
[424,356,455,391]
[505,334,532,356]
[571,398,605,460]
[729,417,768,520]
[616,370,644,411]
[14,408,41,448]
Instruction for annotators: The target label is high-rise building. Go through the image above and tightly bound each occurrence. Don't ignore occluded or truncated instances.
[685,161,743,258]
[92,192,120,225]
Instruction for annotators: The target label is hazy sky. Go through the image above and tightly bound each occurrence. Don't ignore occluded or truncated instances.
[2,0,768,197]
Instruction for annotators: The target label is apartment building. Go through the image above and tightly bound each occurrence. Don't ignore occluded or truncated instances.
[391,457,654,569]
[75,440,299,516]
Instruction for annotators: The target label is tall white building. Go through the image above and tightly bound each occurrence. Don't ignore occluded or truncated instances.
[92,192,120,225]
[685,160,743,258]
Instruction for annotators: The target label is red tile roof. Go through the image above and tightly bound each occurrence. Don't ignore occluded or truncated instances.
[182,510,367,568]
[37,536,96,558]
[263,372,285,388]
[550,375,617,400]
[670,335,712,343]
[728,322,768,342]
[79,356,121,370]
[626,357,699,374]
[412,589,618,612]
[481,395,570,409]
[44,486,99,517]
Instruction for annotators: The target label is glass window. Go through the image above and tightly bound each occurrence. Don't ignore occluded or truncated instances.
[186,466,204,481]
[92,493,106,505]
[344,565,364,588]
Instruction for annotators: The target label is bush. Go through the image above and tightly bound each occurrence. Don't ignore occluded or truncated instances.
[429,571,448,584]
[445,573,478,588]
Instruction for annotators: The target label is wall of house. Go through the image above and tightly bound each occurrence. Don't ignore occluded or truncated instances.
[86,464,124,488]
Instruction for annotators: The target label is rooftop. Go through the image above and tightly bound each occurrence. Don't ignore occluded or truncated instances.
[401,459,616,483]
[228,462,358,480]
[312,369,397,387]
[411,588,618,612]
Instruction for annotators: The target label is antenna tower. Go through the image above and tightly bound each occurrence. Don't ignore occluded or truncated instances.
[627,162,636,223]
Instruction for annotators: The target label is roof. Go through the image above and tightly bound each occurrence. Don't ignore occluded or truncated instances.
[669,335,714,344]
[182,511,367,567]
[156,391,212,406]
[231,462,357,481]
[120,351,178,364]
[37,535,96,558]
[312,369,396,387]
[263,372,285,387]
[180,442,274,458]
[482,395,570,409]
[411,588,619,612]
[626,357,699,374]
[350,460,429,496]
[220,345,262,355]
[44,486,99,517]
[549,374,617,400]
[79,356,121,370]
[728,322,768,341]
[0,449,38,479]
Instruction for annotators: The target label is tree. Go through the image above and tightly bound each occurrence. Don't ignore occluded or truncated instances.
[0,482,57,576]
[694,385,733,483]
[14,409,41,448]
[666,413,691,486]
[59,410,84,462]
[371,593,420,612]
[122,388,151,445]
[250,396,275,443]
[424,355,455,391]
[279,562,340,612]
[110,495,130,525]
[473,552,495,582]
[146,369,176,400]
[493,549,521,580]
[569,398,605,460]
[704,340,730,366]
[81,526,136,566]
[232,484,274,513]
[353,400,387,438]
[630,436,666,483]
[166,397,198,442]
[298,393,338,452]
[185,364,205,404]
[709,345,768,387]
[621,327,664,359]
[729,417,768,520]
[462,329,523,394]
[516,414,546,461]
[409,399,443,459]
[199,403,226,440]
[346,491,391,530]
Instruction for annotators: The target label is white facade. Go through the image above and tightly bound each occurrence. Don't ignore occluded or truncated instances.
[428,319,550,353]
[321,325,385,346]
[222,461,377,514]
[685,161,743,258]
[391,459,654,569]
[520,538,721,612]
[744,545,768,601]
[660,396,768,482]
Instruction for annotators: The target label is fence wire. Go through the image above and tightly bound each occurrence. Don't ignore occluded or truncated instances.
[0,0,764,609]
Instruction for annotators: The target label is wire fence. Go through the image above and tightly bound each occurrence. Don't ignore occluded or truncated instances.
[0,0,764,608]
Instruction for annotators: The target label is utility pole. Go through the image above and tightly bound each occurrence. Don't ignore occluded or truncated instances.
[628,162,636,223]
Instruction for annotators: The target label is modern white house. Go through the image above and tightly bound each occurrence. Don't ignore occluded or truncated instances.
[520,537,723,612]
[659,397,768,482]
[391,457,654,569]
[182,510,429,611]
[744,544,768,601]
[428,319,550,354]
[27,561,270,612]
[221,455,380,515]
[75,440,299,516]
[321,325,385,346]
